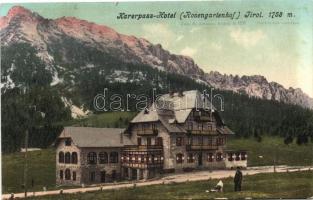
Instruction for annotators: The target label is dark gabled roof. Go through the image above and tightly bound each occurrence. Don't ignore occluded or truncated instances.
[131,90,214,124]
[58,127,134,148]
[130,90,234,134]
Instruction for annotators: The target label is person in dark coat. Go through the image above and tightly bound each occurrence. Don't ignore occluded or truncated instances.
[234,167,243,191]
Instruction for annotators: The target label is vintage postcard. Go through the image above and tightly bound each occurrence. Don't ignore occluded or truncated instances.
[1,0,313,199]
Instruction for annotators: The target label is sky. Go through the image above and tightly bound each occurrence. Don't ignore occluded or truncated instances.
[1,1,312,97]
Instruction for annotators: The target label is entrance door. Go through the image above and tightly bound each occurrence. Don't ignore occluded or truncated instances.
[198,152,203,166]
[131,169,137,180]
[100,171,106,183]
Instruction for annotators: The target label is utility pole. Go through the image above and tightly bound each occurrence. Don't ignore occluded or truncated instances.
[273,144,277,173]
[24,129,29,198]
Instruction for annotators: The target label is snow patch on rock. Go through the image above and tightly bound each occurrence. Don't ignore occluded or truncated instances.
[61,97,91,118]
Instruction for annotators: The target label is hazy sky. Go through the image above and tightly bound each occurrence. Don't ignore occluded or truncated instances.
[1,1,312,97]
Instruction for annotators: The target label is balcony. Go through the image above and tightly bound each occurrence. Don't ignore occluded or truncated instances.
[122,162,163,169]
[124,145,163,152]
[187,130,216,135]
[186,144,218,151]
[135,129,158,136]
[194,116,212,122]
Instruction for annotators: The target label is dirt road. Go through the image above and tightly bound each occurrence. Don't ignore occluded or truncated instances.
[2,165,312,199]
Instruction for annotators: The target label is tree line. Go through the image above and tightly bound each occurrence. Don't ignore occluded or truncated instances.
[2,43,313,153]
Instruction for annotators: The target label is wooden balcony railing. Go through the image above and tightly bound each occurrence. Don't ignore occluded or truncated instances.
[135,129,158,136]
[124,145,163,151]
[187,129,216,135]
[194,116,212,122]
[186,144,218,151]
[121,162,163,169]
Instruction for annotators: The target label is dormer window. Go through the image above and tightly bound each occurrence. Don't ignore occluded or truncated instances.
[65,139,71,146]
[176,137,183,146]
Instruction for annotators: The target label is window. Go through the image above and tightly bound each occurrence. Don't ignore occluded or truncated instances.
[72,171,76,181]
[65,169,71,180]
[72,152,78,164]
[156,137,163,146]
[187,153,194,163]
[207,153,214,162]
[208,137,213,146]
[148,155,153,163]
[176,153,184,164]
[99,152,108,164]
[65,139,71,146]
[90,171,95,182]
[216,153,223,162]
[217,137,224,145]
[152,123,156,130]
[228,153,234,161]
[135,155,139,163]
[110,152,119,163]
[196,123,204,131]
[187,122,193,130]
[141,155,145,163]
[112,170,117,180]
[142,123,149,131]
[147,137,151,146]
[87,152,97,164]
[198,136,203,145]
[151,155,155,164]
[176,137,183,146]
[207,124,213,131]
[60,170,63,180]
[187,136,192,145]
[59,152,64,163]
[65,152,71,164]
[137,137,142,146]
[235,153,240,161]
[241,152,247,160]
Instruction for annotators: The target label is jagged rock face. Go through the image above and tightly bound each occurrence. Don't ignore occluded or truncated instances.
[1,6,312,110]
[0,6,204,78]
[205,71,313,109]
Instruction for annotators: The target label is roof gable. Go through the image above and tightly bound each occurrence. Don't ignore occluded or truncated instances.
[131,90,215,124]
[58,127,134,148]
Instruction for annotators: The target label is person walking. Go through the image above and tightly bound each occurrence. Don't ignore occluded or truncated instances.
[234,167,242,191]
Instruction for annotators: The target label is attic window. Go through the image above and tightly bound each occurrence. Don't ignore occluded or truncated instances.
[144,108,149,114]
[65,139,71,146]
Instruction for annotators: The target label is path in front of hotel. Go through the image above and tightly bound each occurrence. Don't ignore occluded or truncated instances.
[2,165,312,199]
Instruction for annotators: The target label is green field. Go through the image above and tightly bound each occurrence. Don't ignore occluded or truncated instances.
[2,149,56,194]
[228,136,313,166]
[32,171,313,199]
[65,112,137,128]
[2,136,313,194]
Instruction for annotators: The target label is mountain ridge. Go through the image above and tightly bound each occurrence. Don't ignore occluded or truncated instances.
[1,6,312,109]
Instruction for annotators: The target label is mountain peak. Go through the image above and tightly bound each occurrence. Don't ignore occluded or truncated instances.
[7,6,33,18]
[1,6,312,109]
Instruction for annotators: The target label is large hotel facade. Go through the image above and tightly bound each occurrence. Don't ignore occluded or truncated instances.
[56,90,247,185]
